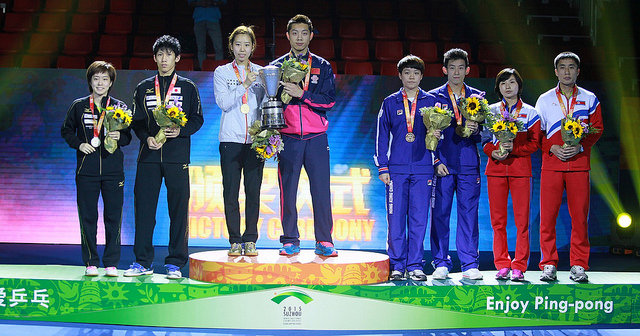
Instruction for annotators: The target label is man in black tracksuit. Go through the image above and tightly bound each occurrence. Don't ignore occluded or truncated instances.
[125,35,204,279]
[61,61,131,277]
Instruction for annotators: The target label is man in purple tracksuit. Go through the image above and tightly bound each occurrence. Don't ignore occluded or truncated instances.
[374,55,435,281]
[271,14,337,257]
[429,48,485,280]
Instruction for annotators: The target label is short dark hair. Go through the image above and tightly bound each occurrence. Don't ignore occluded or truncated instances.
[86,61,116,93]
[554,51,580,68]
[443,48,469,67]
[397,55,425,74]
[287,14,313,32]
[153,35,181,56]
[494,68,523,99]
[228,25,257,57]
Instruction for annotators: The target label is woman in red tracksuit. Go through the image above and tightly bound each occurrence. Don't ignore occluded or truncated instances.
[482,68,540,281]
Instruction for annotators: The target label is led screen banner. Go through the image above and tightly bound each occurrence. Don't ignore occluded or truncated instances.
[0,68,611,250]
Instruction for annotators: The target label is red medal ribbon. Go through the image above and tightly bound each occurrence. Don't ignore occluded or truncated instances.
[555,85,578,118]
[154,73,178,108]
[500,98,523,119]
[89,95,110,138]
[290,51,313,91]
[401,88,419,134]
[447,84,464,125]
[232,60,249,106]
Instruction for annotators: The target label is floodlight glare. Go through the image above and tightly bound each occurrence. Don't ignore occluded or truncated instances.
[617,213,632,228]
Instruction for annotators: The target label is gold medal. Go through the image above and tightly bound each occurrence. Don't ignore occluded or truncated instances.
[241,103,250,114]
[90,136,101,147]
[405,132,415,143]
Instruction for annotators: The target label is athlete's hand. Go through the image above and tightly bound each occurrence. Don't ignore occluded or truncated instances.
[501,141,513,152]
[164,127,180,138]
[466,120,479,134]
[435,163,449,176]
[550,144,567,161]
[379,173,390,185]
[491,150,508,161]
[432,129,442,139]
[107,131,120,140]
[79,143,95,154]
[147,136,163,150]
[243,72,258,88]
[563,144,581,159]
[280,81,304,98]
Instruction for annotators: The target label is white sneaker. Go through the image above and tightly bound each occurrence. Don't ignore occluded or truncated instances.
[85,266,98,277]
[462,268,483,280]
[540,264,557,281]
[408,269,428,281]
[389,270,404,281]
[432,266,449,280]
[105,267,118,277]
[165,264,182,279]
[569,265,588,282]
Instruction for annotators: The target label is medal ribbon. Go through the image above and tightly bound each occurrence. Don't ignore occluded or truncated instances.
[447,84,463,125]
[401,88,419,134]
[89,95,110,138]
[232,60,249,106]
[154,73,178,108]
[290,51,313,91]
[555,85,578,117]
[500,98,523,119]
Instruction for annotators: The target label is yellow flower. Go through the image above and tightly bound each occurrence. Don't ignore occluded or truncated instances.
[106,106,114,110]
[124,115,132,124]
[492,120,506,132]
[114,109,124,119]
[466,97,480,115]
[508,122,518,135]
[564,120,578,131]
[572,124,584,138]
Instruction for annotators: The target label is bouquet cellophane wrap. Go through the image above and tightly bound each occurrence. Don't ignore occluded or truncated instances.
[421,108,452,151]
[104,115,130,154]
[494,130,517,156]
[152,106,179,145]
[280,66,308,104]
[457,107,487,138]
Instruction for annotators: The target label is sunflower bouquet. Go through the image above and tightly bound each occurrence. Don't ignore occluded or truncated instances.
[457,93,490,138]
[104,104,133,153]
[152,102,188,144]
[419,103,454,151]
[279,56,309,104]
[560,115,600,147]
[248,120,284,161]
[484,111,524,156]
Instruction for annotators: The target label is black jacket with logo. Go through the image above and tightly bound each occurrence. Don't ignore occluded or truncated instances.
[131,71,204,164]
[61,95,132,176]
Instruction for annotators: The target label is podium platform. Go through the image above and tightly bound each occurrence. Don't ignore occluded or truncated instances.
[189,249,390,285]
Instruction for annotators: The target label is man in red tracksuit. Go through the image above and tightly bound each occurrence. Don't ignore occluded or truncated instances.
[482,68,540,282]
[535,52,603,282]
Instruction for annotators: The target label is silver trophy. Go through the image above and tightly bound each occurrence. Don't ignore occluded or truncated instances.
[258,65,286,129]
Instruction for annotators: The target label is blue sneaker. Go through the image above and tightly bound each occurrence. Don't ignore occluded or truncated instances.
[165,264,182,279]
[123,262,153,277]
[315,241,338,257]
[279,243,300,256]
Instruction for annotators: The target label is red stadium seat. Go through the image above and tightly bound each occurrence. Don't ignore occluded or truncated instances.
[70,14,100,34]
[329,60,337,74]
[3,13,34,33]
[63,34,93,56]
[137,15,167,35]
[313,18,333,39]
[371,21,399,40]
[11,0,40,13]
[92,56,123,69]
[129,57,158,70]
[478,43,506,64]
[27,33,61,54]
[485,64,507,79]
[335,1,363,18]
[409,41,438,63]
[374,41,403,62]
[311,39,335,60]
[468,64,480,78]
[202,59,228,71]
[0,33,25,54]
[443,42,472,54]
[344,61,373,75]
[366,1,395,20]
[424,63,444,78]
[36,13,68,33]
[404,22,432,41]
[253,37,266,59]
[43,0,73,13]
[436,23,456,41]
[275,37,290,57]
[0,55,17,67]
[77,0,105,14]
[338,19,366,39]
[57,56,86,69]
[97,35,128,56]
[109,0,136,14]
[341,40,369,61]
[379,61,399,76]
[176,58,194,71]
[21,55,54,68]
[104,15,133,34]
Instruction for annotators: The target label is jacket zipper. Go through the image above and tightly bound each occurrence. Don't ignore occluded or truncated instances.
[299,103,303,138]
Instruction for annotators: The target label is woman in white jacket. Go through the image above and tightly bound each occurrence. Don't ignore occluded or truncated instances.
[213,25,266,256]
